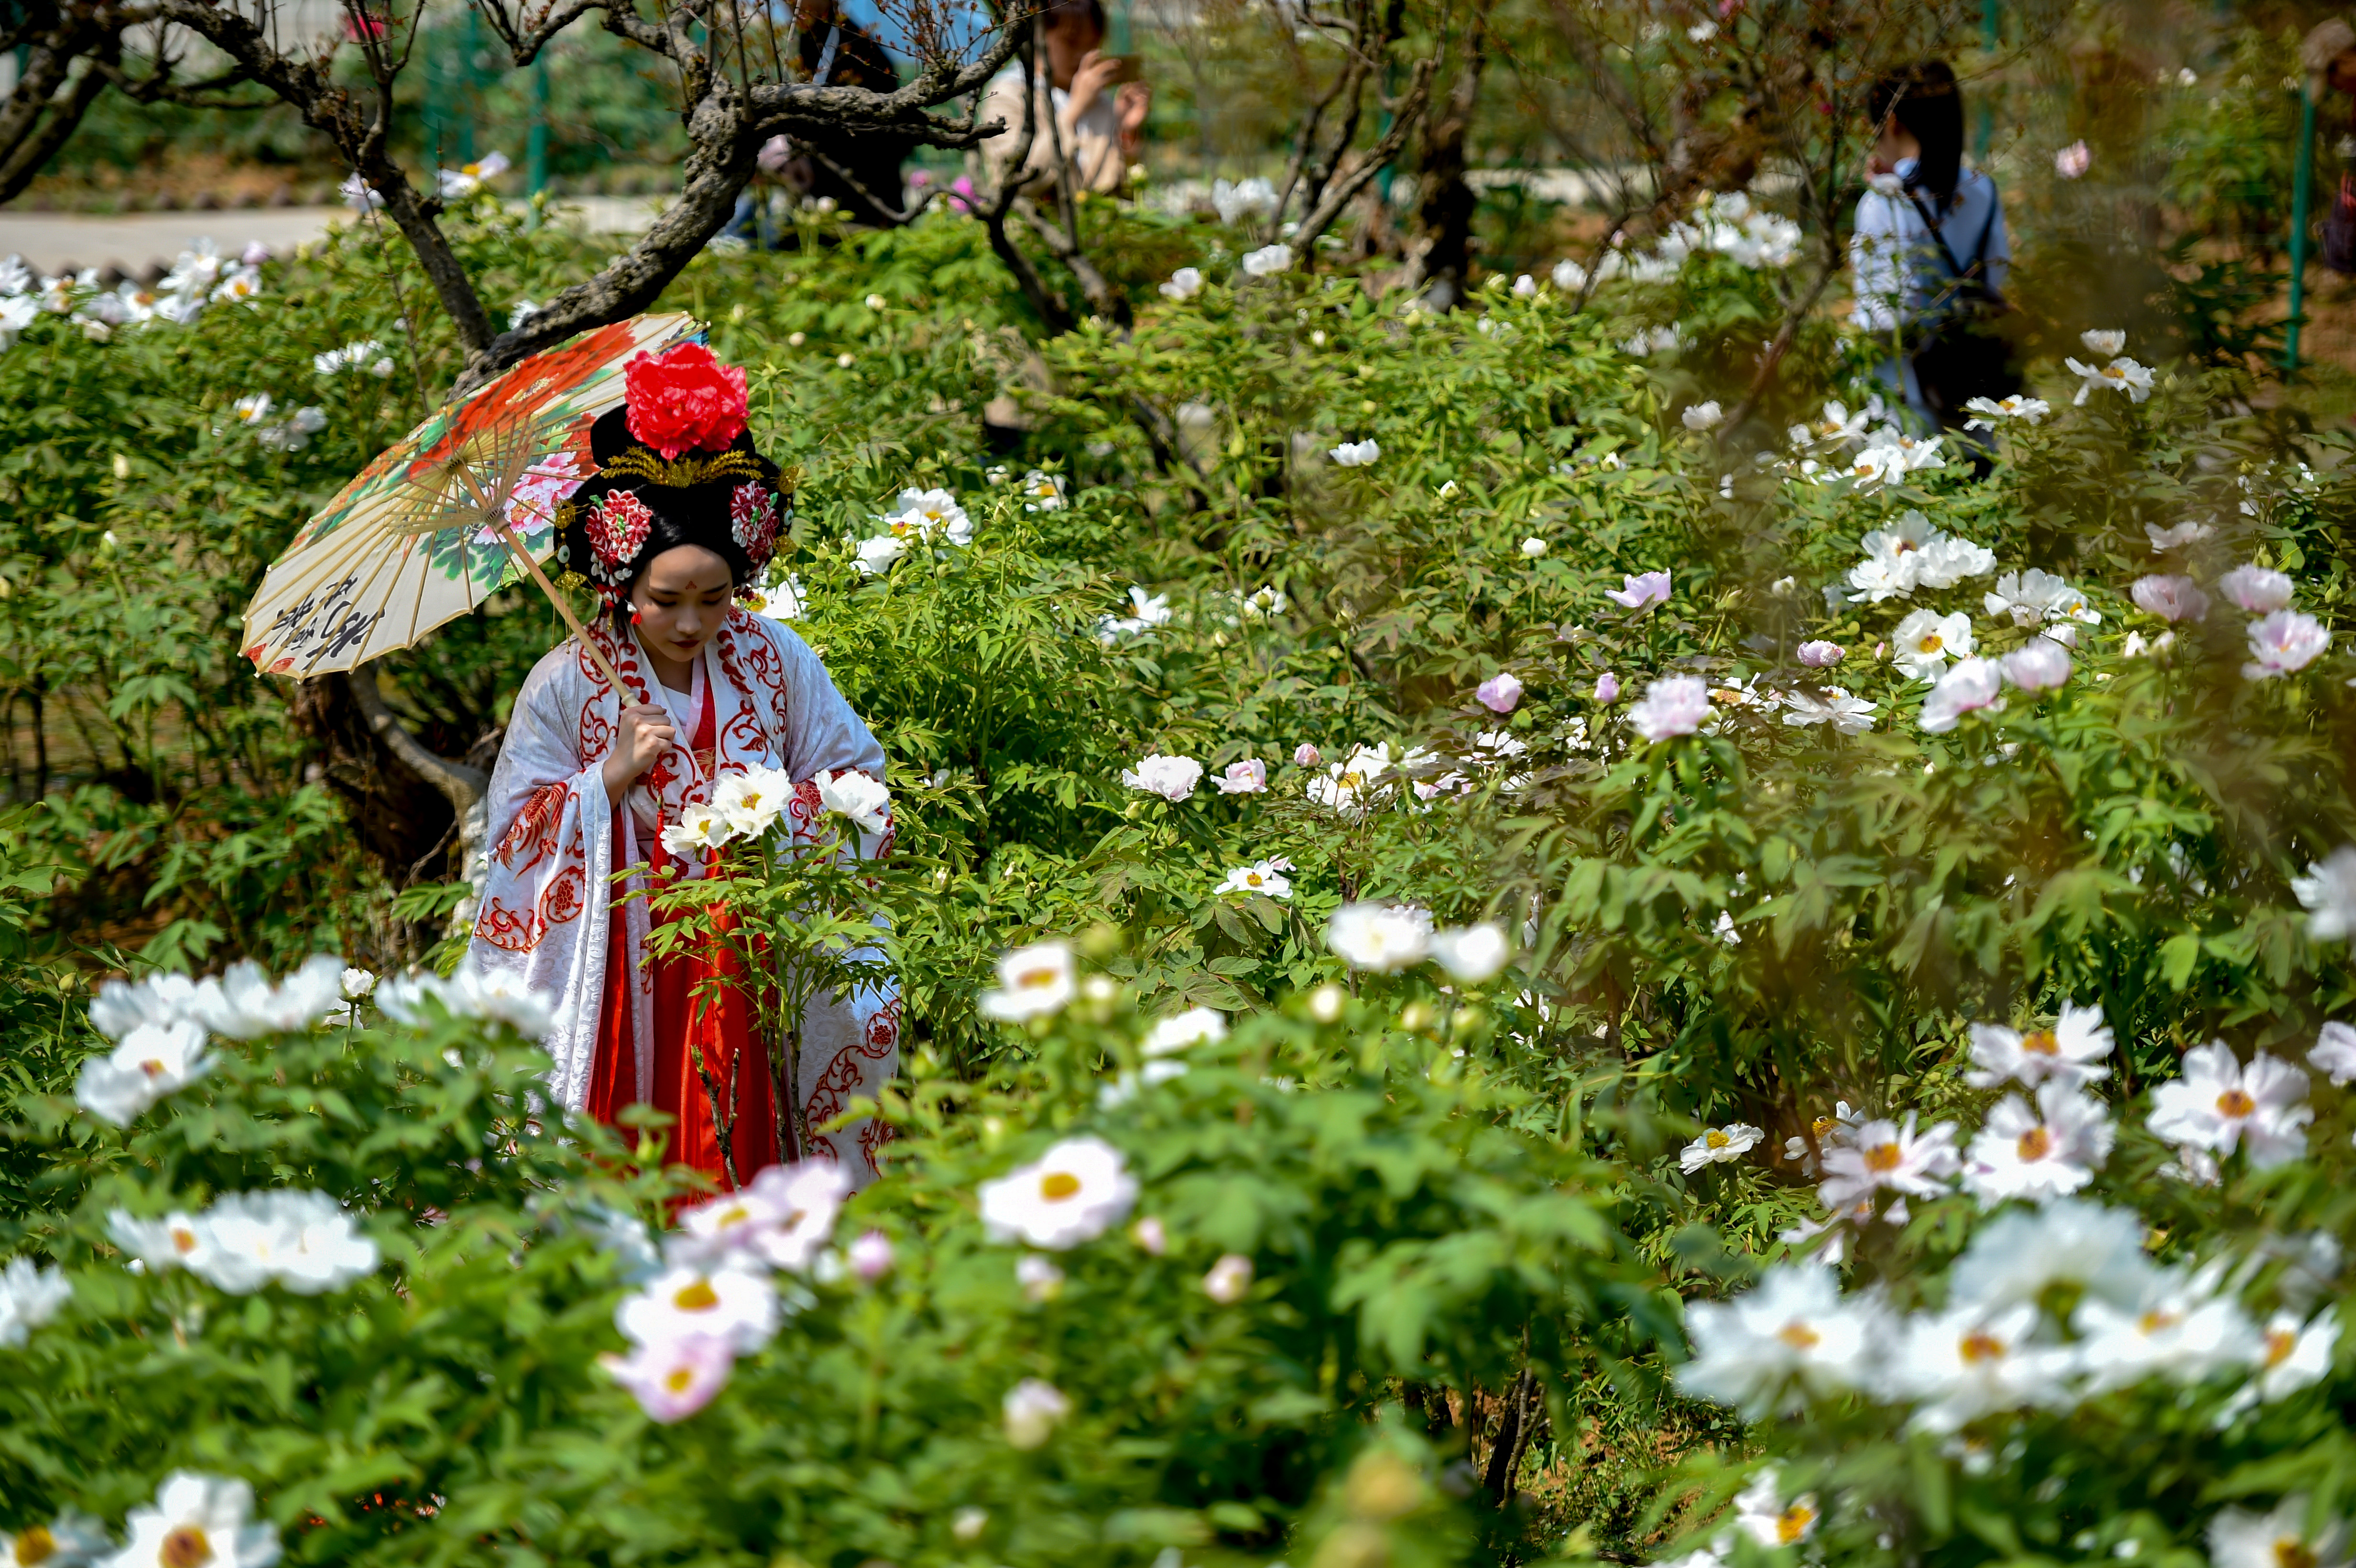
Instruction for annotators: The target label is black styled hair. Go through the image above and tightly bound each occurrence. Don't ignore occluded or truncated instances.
[1043,0,1107,35]
[554,404,787,633]
[1869,61,1964,208]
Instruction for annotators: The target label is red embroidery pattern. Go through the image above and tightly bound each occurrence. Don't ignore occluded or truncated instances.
[476,820,589,953]
[495,782,569,874]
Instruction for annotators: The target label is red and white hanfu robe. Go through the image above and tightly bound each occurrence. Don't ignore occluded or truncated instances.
[467,608,900,1188]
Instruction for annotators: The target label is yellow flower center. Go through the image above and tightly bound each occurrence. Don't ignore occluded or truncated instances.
[665,1366,696,1393]
[171,1225,199,1254]
[2267,1328,2298,1367]
[15,1527,56,1566]
[2016,1127,2053,1162]
[1246,872,1265,887]
[714,1204,752,1230]
[1705,1129,1731,1150]
[1340,771,1364,790]
[1016,965,1061,992]
[2278,1542,2319,1568]
[160,1528,213,1568]
[2021,1030,2059,1055]
[1778,1505,1817,1545]
[1959,1331,2006,1364]
[2102,366,2127,382]
[1811,1115,1836,1138]
[1864,1142,1903,1173]
[2217,1089,2256,1118]
[1040,1172,1082,1202]
[1916,633,1943,654]
[673,1279,720,1312]
[2138,1309,2181,1335]
[1777,1322,1820,1350]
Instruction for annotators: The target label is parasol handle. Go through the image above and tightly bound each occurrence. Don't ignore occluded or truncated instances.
[488,518,707,787]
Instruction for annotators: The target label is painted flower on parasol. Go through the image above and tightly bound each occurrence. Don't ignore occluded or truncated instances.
[239,312,700,680]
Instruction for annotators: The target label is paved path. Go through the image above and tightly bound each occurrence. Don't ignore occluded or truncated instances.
[0,196,667,275]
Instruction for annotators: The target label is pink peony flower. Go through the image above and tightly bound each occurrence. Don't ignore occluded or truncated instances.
[2130,575,2209,622]
[1593,671,1621,703]
[2054,140,2091,179]
[1292,743,1321,768]
[2243,610,2331,680]
[1627,676,1711,740]
[2218,564,2294,614]
[240,240,273,266]
[1213,759,1268,794]
[849,1230,894,1281]
[1919,656,2005,732]
[1605,570,1673,611]
[1796,640,1845,668]
[602,1333,736,1422]
[1477,672,1524,713]
[2001,639,2072,691]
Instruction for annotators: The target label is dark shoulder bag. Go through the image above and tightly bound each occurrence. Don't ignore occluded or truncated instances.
[1904,189,2022,425]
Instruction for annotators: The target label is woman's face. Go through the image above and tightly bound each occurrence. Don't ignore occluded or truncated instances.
[628,545,735,665]
[1042,11,1103,87]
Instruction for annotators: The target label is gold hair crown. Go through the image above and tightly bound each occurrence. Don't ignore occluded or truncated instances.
[599,447,766,490]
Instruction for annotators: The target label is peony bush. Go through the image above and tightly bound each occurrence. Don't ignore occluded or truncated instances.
[3,178,2356,1565]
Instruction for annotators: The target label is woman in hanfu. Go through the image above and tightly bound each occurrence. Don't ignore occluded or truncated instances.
[466,343,900,1191]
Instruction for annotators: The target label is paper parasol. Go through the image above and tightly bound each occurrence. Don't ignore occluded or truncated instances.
[240,311,700,687]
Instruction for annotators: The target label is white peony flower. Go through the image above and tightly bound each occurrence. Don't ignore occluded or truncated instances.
[1962,393,2050,428]
[1778,687,1877,733]
[1946,1198,2156,1313]
[1962,1082,2115,1206]
[1018,470,1066,511]
[2255,1308,2341,1401]
[1984,567,2098,628]
[108,1209,213,1275]
[1200,1251,1254,1303]
[1325,903,1434,971]
[2002,639,2073,691]
[1121,752,1204,803]
[659,803,736,857]
[2067,355,2155,405]
[1307,744,1395,820]
[1015,1252,1065,1302]
[184,1190,377,1296]
[1677,1265,1883,1416]
[1681,401,1724,432]
[1891,609,1974,681]
[2148,1041,2312,1169]
[814,770,891,834]
[88,971,206,1040]
[2146,519,2214,551]
[0,1511,109,1568]
[1141,1007,1225,1057]
[1429,922,1509,982]
[712,764,793,839]
[0,1257,73,1348]
[340,967,376,1000]
[2081,329,2126,357]
[2309,1022,2356,1086]
[1818,1113,1959,1211]
[853,534,907,575]
[1240,243,1293,277]
[1733,1471,1820,1548]
[2207,1497,2351,1568]
[375,964,555,1040]
[2294,848,2356,942]
[1330,437,1382,467]
[1002,1377,1070,1448]
[2072,1263,2261,1393]
[977,940,1076,1022]
[1964,1001,2115,1090]
[1889,1302,2071,1432]
[979,1135,1139,1249]
[617,1262,781,1354]
[1215,860,1292,899]
[881,487,972,546]
[110,1472,281,1568]
[76,1019,212,1126]
[1680,1122,1764,1173]
[1159,267,1204,301]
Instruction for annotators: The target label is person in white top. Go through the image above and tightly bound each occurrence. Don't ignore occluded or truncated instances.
[977,0,1150,197]
[1849,61,2014,433]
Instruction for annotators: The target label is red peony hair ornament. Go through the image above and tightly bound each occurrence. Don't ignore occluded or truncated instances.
[623,342,750,460]
[585,490,654,587]
[730,482,780,565]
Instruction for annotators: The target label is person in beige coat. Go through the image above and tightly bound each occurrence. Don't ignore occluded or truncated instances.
[977,0,1149,197]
